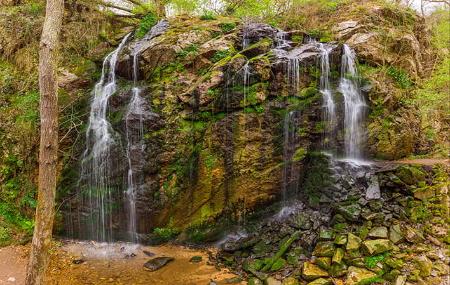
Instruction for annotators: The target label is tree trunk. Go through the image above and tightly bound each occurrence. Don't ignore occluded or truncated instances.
[25,0,64,284]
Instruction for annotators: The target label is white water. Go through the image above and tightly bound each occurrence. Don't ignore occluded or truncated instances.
[79,33,131,241]
[281,111,299,203]
[318,43,337,135]
[125,20,169,242]
[340,44,366,159]
[287,56,300,94]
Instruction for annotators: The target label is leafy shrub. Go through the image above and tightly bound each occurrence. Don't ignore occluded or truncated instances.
[200,12,216,20]
[136,13,158,39]
[210,49,231,63]
[177,44,199,58]
[153,227,180,242]
[386,66,412,89]
[219,22,236,33]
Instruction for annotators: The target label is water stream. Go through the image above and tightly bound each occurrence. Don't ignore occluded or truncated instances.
[77,33,131,241]
[340,44,366,159]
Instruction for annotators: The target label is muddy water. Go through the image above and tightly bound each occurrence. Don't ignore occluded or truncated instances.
[45,241,242,285]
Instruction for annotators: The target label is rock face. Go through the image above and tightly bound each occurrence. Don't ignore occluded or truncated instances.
[62,17,341,240]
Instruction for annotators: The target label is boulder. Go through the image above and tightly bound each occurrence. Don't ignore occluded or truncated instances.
[389,225,404,244]
[347,233,362,251]
[345,266,377,285]
[313,242,335,257]
[332,248,344,264]
[366,175,381,200]
[281,277,299,285]
[368,227,388,239]
[415,255,432,277]
[265,277,282,285]
[404,226,424,243]
[336,204,361,222]
[333,20,361,39]
[302,262,329,280]
[306,278,332,285]
[362,239,392,255]
[143,256,174,271]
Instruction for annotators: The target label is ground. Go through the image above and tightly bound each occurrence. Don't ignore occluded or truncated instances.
[0,242,242,285]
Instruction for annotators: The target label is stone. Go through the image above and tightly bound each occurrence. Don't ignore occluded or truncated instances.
[394,275,407,285]
[313,242,335,257]
[248,277,264,285]
[189,256,202,263]
[306,278,332,285]
[366,175,381,200]
[347,233,362,250]
[336,204,361,222]
[265,277,282,285]
[315,257,331,270]
[345,266,377,285]
[389,224,404,244]
[405,226,424,243]
[329,262,348,277]
[281,277,299,285]
[332,248,344,264]
[362,239,392,255]
[368,226,388,239]
[415,255,432,277]
[319,230,334,241]
[302,262,329,280]
[143,256,174,271]
[334,235,347,245]
[413,187,436,201]
[225,277,242,283]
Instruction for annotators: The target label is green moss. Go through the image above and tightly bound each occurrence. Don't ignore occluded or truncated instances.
[219,22,236,33]
[365,252,389,269]
[211,49,232,63]
[292,147,307,162]
[177,44,199,59]
[153,227,180,242]
[200,12,216,20]
[136,13,158,39]
[386,66,412,89]
[299,87,319,99]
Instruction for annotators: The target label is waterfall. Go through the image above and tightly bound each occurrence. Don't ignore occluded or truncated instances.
[78,33,131,242]
[242,61,250,107]
[339,44,366,159]
[125,20,169,242]
[318,43,337,150]
[124,54,144,243]
[281,111,299,202]
[275,30,290,49]
[286,56,300,95]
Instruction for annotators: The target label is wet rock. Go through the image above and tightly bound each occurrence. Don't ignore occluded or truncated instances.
[332,248,344,264]
[346,233,362,251]
[248,277,264,285]
[313,242,335,257]
[415,255,432,277]
[143,250,155,257]
[333,20,360,39]
[389,224,404,244]
[329,262,348,277]
[143,256,174,271]
[265,277,282,285]
[336,204,361,222]
[315,257,331,270]
[368,226,388,239]
[404,226,424,243]
[306,278,332,285]
[366,175,381,200]
[362,239,392,255]
[345,266,377,285]
[281,277,299,285]
[302,262,329,280]
[241,23,278,48]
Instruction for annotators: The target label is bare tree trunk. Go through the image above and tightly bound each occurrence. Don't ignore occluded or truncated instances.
[25,0,64,284]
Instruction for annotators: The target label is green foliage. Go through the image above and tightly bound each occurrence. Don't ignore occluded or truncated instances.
[365,252,389,268]
[177,44,199,58]
[22,2,44,16]
[219,22,236,33]
[200,11,216,20]
[211,49,232,63]
[292,147,307,162]
[136,13,158,39]
[153,227,180,242]
[386,66,412,89]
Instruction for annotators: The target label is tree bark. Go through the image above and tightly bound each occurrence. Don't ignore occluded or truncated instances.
[25,0,64,284]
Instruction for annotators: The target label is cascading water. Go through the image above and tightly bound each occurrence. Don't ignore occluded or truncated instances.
[125,20,169,242]
[281,111,300,201]
[77,33,131,242]
[286,56,300,95]
[318,43,337,150]
[339,44,366,159]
